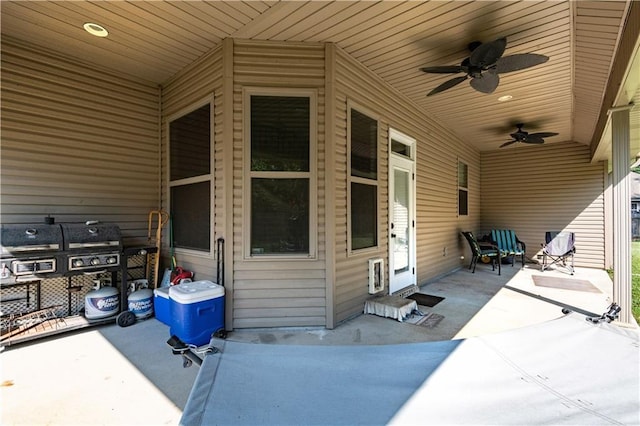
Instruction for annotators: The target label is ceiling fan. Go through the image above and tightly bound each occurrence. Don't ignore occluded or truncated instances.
[420,37,549,96]
[499,123,558,148]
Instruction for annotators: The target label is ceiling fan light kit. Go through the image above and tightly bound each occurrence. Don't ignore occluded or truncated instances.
[420,36,553,148]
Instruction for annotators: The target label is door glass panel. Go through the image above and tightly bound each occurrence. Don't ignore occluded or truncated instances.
[393,169,410,274]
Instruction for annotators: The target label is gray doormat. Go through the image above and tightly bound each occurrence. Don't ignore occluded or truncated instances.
[406,293,445,307]
[532,275,601,293]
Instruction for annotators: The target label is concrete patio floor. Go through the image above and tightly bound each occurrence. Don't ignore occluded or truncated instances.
[1,263,635,425]
[224,263,622,346]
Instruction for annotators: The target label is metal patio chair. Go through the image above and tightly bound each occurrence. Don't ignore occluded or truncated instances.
[541,231,576,275]
[461,231,501,275]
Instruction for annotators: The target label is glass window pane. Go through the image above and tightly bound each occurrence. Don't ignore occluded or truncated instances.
[351,182,377,250]
[458,189,468,216]
[251,96,310,172]
[171,182,210,251]
[170,104,210,181]
[351,109,377,179]
[458,161,468,188]
[251,178,309,254]
[391,139,411,158]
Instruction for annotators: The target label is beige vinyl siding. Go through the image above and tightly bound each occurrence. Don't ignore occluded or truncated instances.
[0,36,160,245]
[160,46,224,283]
[232,40,327,328]
[332,46,480,323]
[480,142,605,268]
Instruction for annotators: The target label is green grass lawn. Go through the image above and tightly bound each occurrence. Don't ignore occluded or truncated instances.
[610,242,640,324]
[632,242,640,324]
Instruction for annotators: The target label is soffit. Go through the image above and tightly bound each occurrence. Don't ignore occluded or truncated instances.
[0,1,635,155]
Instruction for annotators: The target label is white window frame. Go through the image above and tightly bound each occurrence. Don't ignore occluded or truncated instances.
[166,94,215,258]
[458,158,468,217]
[347,100,380,255]
[242,87,318,260]
[389,128,416,162]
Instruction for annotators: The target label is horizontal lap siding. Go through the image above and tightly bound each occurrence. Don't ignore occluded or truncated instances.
[480,142,605,268]
[333,48,480,323]
[0,37,159,245]
[161,47,224,283]
[232,40,327,328]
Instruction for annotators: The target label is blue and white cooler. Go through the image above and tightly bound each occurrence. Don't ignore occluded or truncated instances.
[169,280,225,346]
[153,286,171,326]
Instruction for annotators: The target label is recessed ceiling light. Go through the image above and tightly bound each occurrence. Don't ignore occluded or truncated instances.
[83,22,108,37]
[498,95,513,102]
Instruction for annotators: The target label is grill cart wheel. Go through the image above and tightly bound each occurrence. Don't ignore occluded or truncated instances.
[116,311,136,328]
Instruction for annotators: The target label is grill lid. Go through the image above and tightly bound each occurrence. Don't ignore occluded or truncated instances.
[1,223,64,255]
[61,222,122,251]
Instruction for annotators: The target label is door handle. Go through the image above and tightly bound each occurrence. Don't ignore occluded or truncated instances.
[391,233,396,238]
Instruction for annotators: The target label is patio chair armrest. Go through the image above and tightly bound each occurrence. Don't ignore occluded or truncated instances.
[478,242,504,257]
[478,242,499,253]
[516,237,526,251]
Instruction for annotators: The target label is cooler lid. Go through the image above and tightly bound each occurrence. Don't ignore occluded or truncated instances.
[154,287,170,298]
[169,280,224,303]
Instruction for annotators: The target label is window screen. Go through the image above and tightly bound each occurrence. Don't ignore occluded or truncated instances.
[171,182,210,251]
[170,104,210,181]
[458,160,468,216]
[351,182,377,250]
[349,107,378,251]
[350,109,378,180]
[169,102,212,252]
[249,94,311,256]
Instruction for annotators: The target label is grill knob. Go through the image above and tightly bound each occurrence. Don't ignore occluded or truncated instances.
[106,256,117,264]
[73,259,85,267]
[90,257,101,266]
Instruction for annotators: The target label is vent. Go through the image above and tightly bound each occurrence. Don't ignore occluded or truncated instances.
[368,258,384,294]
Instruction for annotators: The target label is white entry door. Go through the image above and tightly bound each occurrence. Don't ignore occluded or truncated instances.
[389,154,416,294]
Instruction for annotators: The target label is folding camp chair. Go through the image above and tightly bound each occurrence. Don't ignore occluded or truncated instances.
[541,231,575,275]
[461,231,501,275]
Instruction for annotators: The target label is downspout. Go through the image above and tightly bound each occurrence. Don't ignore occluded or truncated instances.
[222,38,235,331]
[157,84,165,262]
[325,43,336,329]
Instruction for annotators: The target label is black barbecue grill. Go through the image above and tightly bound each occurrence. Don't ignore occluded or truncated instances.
[61,222,121,275]
[0,220,135,345]
[1,221,122,284]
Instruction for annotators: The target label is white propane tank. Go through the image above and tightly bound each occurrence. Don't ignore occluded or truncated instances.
[128,288,154,319]
[84,283,119,320]
[127,279,154,319]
